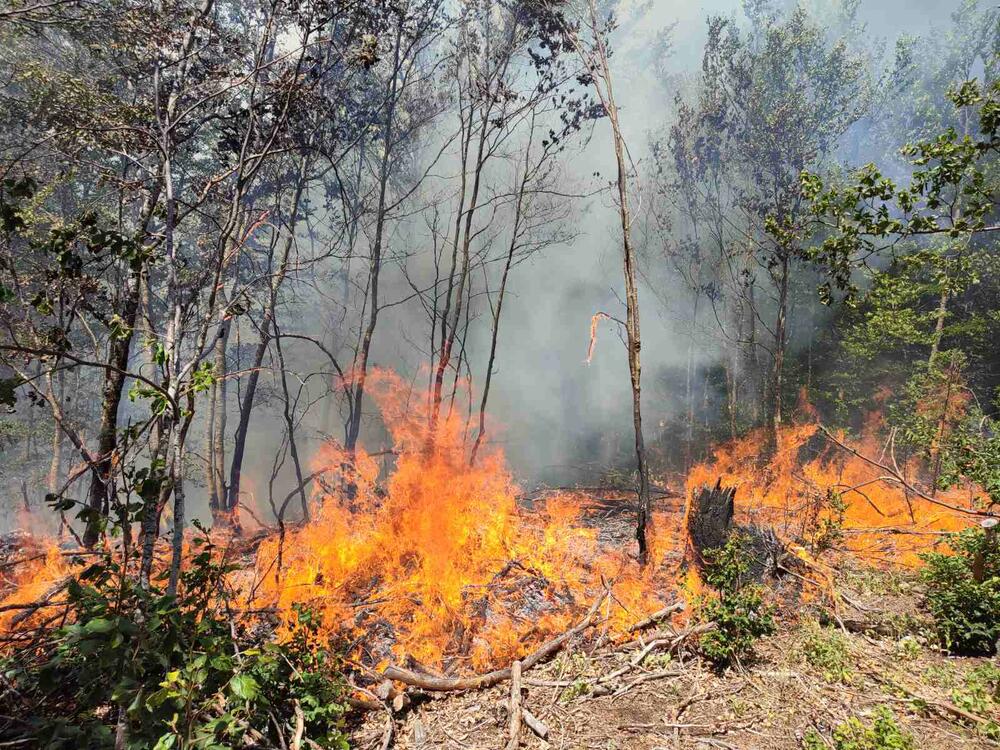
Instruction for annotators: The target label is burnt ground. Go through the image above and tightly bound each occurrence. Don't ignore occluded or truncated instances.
[349,562,1000,750]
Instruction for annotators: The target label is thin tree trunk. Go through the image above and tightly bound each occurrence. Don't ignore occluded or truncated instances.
[83,266,141,547]
[769,252,789,452]
[273,322,309,522]
[206,317,230,515]
[46,369,64,495]
[168,443,186,595]
[343,22,404,457]
[574,3,651,561]
[469,158,529,465]
[428,107,490,452]
[227,166,308,511]
[929,289,949,365]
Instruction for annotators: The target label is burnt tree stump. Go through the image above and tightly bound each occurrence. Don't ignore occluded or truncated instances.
[687,480,786,582]
[688,479,735,565]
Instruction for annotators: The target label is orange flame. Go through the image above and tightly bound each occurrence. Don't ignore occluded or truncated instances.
[250,369,685,671]
[686,414,973,567]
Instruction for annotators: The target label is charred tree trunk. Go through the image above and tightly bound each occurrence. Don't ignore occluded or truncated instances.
[688,480,786,581]
[687,480,735,566]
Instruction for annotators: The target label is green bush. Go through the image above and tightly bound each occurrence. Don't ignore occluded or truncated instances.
[0,529,348,749]
[803,707,915,750]
[698,532,776,668]
[920,526,1000,655]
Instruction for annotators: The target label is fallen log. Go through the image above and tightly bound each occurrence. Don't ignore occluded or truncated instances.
[383,587,609,692]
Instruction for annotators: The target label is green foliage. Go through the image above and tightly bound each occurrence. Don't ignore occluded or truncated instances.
[803,707,915,750]
[895,636,922,660]
[951,662,1000,714]
[698,532,776,668]
[799,619,853,683]
[1,533,348,749]
[877,350,1000,509]
[798,74,1000,299]
[920,526,1000,654]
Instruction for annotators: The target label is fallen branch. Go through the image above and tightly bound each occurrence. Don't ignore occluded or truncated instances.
[349,682,394,750]
[290,700,305,750]
[504,661,522,750]
[383,587,610,692]
[627,601,684,633]
[521,709,549,740]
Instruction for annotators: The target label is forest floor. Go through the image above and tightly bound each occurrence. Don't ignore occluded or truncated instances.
[348,561,1000,750]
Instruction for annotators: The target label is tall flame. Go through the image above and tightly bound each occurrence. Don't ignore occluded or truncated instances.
[250,370,684,671]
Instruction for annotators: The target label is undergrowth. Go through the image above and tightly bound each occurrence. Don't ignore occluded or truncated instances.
[0,527,348,749]
[699,531,776,669]
[803,707,915,750]
[799,619,853,683]
[921,526,1000,655]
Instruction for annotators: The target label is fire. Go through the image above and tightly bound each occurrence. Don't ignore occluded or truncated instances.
[0,373,980,675]
[686,414,973,567]
[250,370,685,671]
[0,542,70,631]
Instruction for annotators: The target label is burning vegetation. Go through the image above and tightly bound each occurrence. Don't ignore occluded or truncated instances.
[1,0,1000,748]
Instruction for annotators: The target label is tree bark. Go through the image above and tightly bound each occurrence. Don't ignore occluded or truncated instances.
[83,266,142,547]
[769,251,789,453]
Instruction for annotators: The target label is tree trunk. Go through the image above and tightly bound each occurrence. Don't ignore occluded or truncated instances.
[206,317,229,515]
[344,19,402,458]
[769,252,789,453]
[606,82,651,563]
[83,267,142,547]
[929,289,948,365]
[226,166,308,513]
[428,105,490,452]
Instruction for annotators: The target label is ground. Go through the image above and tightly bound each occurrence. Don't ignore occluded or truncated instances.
[349,564,1000,750]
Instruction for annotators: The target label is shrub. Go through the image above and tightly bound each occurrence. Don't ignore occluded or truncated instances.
[0,529,348,749]
[920,526,1000,654]
[699,532,776,668]
[809,490,848,555]
[803,707,915,750]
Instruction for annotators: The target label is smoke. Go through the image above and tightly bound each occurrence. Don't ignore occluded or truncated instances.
[442,0,966,486]
[231,0,970,520]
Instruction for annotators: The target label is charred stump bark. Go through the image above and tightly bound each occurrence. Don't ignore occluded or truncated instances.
[687,480,735,566]
[687,480,785,581]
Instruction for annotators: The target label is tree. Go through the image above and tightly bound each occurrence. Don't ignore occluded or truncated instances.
[559,0,653,561]
[655,1,875,449]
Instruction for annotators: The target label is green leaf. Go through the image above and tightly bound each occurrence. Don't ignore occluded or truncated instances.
[84,617,115,634]
[228,673,258,701]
